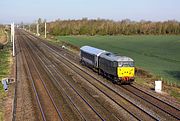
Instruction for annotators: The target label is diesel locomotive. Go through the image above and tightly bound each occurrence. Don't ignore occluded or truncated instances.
[80,46,135,84]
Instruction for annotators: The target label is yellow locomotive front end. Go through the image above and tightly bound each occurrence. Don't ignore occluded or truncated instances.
[117,67,135,82]
[117,61,135,83]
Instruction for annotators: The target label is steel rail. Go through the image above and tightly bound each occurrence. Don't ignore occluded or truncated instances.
[24,31,106,121]
[21,35,64,121]
[29,34,157,121]
[17,35,47,121]
[123,85,180,120]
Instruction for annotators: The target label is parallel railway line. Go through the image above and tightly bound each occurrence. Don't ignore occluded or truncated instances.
[122,85,180,120]
[14,33,64,121]
[23,33,107,121]
[62,47,180,120]
[29,30,180,120]
[19,39,46,121]
[23,31,139,121]
[35,33,180,120]
[41,42,162,120]
[25,31,158,121]
[12,29,180,121]
[12,32,38,121]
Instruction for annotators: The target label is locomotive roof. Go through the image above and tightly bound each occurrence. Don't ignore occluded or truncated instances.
[100,52,134,62]
[80,46,105,56]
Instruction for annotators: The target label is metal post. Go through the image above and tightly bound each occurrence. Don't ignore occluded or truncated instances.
[11,23,12,42]
[45,22,46,38]
[12,23,15,57]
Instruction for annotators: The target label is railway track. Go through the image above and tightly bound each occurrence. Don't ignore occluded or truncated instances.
[57,48,180,120]
[28,31,180,121]
[12,31,38,121]
[21,31,135,121]
[23,32,107,121]
[42,44,159,120]
[14,33,64,121]
[24,31,158,121]
[14,29,180,121]
[31,32,180,120]
[122,85,180,120]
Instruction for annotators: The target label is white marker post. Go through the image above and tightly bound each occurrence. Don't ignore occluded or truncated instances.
[12,23,15,57]
[45,22,46,38]
[155,80,162,93]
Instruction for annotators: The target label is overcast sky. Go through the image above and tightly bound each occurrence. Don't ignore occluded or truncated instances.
[0,0,180,24]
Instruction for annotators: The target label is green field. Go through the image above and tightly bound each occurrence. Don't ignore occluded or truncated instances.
[56,35,180,86]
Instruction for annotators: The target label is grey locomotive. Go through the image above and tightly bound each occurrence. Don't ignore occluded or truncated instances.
[80,46,135,84]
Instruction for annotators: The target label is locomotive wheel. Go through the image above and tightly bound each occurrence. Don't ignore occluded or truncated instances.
[113,77,121,84]
[117,81,122,85]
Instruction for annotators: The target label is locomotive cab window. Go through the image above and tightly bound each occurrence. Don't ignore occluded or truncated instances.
[118,61,134,67]
[118,62,123,67]
[128,61,134,67]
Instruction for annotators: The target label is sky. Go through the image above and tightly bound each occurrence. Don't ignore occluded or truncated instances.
[0,0,180,24]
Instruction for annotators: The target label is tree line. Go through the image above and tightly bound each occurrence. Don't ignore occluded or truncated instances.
[29,18,180,36]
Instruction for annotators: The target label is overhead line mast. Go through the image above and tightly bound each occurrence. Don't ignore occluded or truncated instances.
[11,22,15,56]
[45,22,46,38]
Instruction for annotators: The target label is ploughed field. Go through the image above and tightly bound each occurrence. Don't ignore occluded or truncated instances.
[57,35,180,86]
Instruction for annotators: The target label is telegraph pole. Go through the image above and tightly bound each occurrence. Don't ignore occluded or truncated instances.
[45,22,46,38]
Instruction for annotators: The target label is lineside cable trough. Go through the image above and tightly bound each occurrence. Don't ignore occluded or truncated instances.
[1,78,14,91]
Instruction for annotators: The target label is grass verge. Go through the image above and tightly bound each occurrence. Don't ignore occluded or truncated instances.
[0,30,11,121]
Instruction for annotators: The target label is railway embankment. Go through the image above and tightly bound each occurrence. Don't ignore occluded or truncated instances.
[0,28,14,121]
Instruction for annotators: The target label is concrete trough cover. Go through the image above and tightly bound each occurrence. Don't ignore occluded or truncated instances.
[1,78,8,91]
